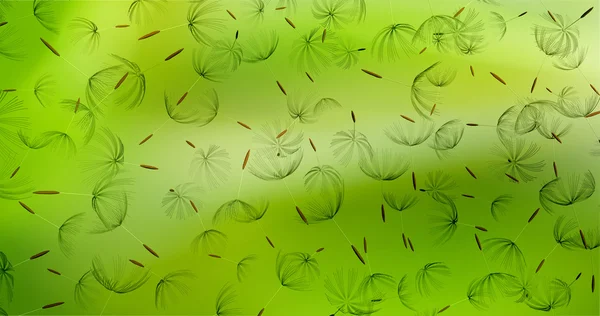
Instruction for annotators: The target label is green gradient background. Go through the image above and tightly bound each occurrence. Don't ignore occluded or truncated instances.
[1,0,600,315]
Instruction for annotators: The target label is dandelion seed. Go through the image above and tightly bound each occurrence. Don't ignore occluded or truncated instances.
[30,250,50,260]
[401,115,415,123]
[352,245,365,265]
[490,72,506,85]
[186,140,195,148]
[42,302,64,309]
[129,259,144,268]
[164,48,184,61]
[227,10,236,20]
[140,164,158,170]
[419,47,427,54]
[237,121,252,130]
[47,268,61,275]
[40,38,60,57]
[138,30,160,40]
[285,17,296,28]
[306,72,314,82]
[143,244,159,258]
[361,69,382,79]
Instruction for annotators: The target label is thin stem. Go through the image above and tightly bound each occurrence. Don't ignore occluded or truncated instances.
[264,60,277,81]
[584,118,600,141]
[536,55,548,77]
[264,285,283,309]
[236,170,245,199]
[61,57,89,79]
[282,178,298,206]
[99,291,113,316]
[121,225,143,244]
[388,0,395,22]
[161,23,188,32]
[18,307,41,316]
[12,259,29,268]
[383,77,410,87]
[60,192,93,197]
[544,243,559,260]
[364,252,374,276]
[152,117,171,135]
[513,222,530,243]
[35,214,60,229]
[332,218,352,246]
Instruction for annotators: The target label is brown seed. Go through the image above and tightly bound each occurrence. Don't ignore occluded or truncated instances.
[19,201,35,214]
[430,103,436,116]
[226,9,236,20]
[140,164,158,170]
[139,134,153,145]
[276,81,286,95]
[412,172,416,190]
[548,11,557,22]
[30,250,50,260]
[505,173,519,183]
[186,140,195,148]
[276,129,287,139]
[42,302,64,309]
[40,38,60,57]
[528,208,540,223]
[47,268,61,275]
[74,98,81,114]
[581,7,594,18]
[243,150,251,170]
[114,72,129,90]
[462,194,474,198]
[490,72,506,85]
[592,275,596,293]
[177,92,188,105]
[586,111,600,118]
[466,123,478,126]
[553,161,558,177]
[165,48,184,61]
[129,259,145,268]
[208,254,221,259]
[275,6,286,10]
[361,69,382,79]
[576,272,582,280]
[296,206,308,225]
[237,121,252,130]
[475,226,488,232]
[470,65,474,77]
[351,245,365,264]
[381,204,386,223]
[309,138,317,152]
[115,24,130,28]
[316,247,324,253]
[169,189,174,192]
[546,87,553,93]
[257,308,265,316]
[591,84,599,95]
[465,166,477,179]
[143,244,159,258]
[138,30,160,40]
[408,238,414,252]
[363,237,368,253]
[322,29,327,43]
[518,11,528,17]
[419,47,427,54]
[3,89,16,92]
[580,230,588,249]
[551,132,562,143]
[401,115,415,123]
[285,17,296,28]
[530,77,538,93]
[33,191,60,195]
[190,200,199,213]
[475,234,482,251]
[535,259,545,273]
[454,7,465,18]
[266,236,275,248]
[0,22,7,27]
[438,305,450,313]
[351,111,356,123]
[305,72,314,83]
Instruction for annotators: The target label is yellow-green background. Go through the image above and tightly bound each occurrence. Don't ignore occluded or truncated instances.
[0,0,599,315]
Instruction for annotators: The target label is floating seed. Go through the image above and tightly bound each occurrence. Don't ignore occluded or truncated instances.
[591,84,599,95]
[209,254,221,258]
[430,104,436,116]
[536,259,545,273]
[306,72,314,83]
[243,150,251,170]
[505,173,519,183]
[190,200,199,213]
[316,247,325,253]
[586,111,600,118]
[466,123,478,126]
[3,89,16,92]
[165,48,184,61]
[401,115,415,123]
[475,234,482,251]
[469,66,475,77]
[518,11,528,17]
[139,134,153,145]
[177,92,188,105]
[115,24,130,28]
[475,226,488,232]
[462,194,474,198]
[581,7,594,18]
[275,7,286,10]
[33,191,60,195]
[114,72,129,90]
[47,268,61,275]
[412,172,416,190]
[309,138,317,152]
[551,132,562,143]
[0,22,7,27]
[143,244,159,258]
[19,201,35,214]
[438,305,450,313]
[138,30,160,40]
[322,29,327,43]
[226,9,236,20]
[580,230,588,249]
[490,72,506,85]
[548,11,557,22]
[528,208,540,223]
[361,69,382,79]
[276,81,286,95]
[381,204,386,223]
[465,167,477,179]
[40,38,60,57]
[237,121,252,130]
[257,308,265,316]
[140,164,158,170]
[31,250,50,260]
[285,17,296,28]
[42,302,64,309]
[454,7,465,17]
[593,275,596,293]
[351,111,356,123]
[266,236,275,248]
[129,259,144,268]
[186,140,195,148]
[351,245,365,265]
[408,238,414,252]
[553,161,558,177]
[363,237,367,253]
[419,47,427,54]
[576,272,582,280]
[546,87,553,93]
[276,129,287,139]
[296,206,308,225]
[74,98,81,113]
[530,77,538,93]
